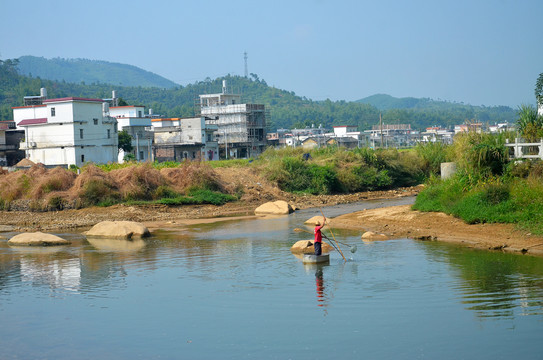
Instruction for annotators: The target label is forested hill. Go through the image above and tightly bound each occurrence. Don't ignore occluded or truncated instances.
[1,58,517,131]
[17,56,178,89]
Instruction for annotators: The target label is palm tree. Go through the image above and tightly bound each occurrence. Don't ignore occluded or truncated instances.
[516,104,543,142]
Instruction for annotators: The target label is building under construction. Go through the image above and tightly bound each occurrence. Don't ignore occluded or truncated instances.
[198,81,267,159]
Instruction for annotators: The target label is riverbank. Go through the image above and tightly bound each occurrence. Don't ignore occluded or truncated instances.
[0,186,421,232]
[1,183,542,257]
[328,205,543,257]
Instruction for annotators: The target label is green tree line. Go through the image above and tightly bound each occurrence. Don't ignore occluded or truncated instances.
[1,58,517,131]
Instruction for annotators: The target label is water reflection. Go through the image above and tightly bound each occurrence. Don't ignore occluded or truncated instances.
[417,241,543,319]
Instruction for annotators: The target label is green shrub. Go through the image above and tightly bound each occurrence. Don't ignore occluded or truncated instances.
[80,179,120,207]
[47,196,66,211]
[155,185,179,199]
[156,189,236,206]
[414,142,450,176]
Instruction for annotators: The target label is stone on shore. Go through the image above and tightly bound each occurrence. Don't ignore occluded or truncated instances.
[85,221,150,239]
[254,200,294,215]
[290,239,334,254]
[8,232,71,246]
[361,231,388,241]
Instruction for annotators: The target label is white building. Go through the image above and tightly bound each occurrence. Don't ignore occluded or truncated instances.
[200,80,267,159]
[151,117,219,161]
[109,105,153,162]
[13,94,118,167]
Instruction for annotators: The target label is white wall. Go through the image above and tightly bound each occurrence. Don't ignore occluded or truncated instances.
[14,105,47,129]
[15,99,118,167]
[110,106,145,118]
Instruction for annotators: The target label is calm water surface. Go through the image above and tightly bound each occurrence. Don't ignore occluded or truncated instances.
[1,199,543,359]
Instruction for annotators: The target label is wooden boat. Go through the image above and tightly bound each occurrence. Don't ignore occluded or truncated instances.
[302,253,330,264]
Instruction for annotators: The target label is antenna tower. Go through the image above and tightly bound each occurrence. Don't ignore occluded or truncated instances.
[244,51,248,77]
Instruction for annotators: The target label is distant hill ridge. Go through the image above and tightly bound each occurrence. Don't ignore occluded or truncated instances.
[1,57,517,130]
[17,56,179,89]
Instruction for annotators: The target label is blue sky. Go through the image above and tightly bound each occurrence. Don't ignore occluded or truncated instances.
[1,0,541,107]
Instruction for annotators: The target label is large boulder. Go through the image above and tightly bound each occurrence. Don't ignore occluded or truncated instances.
[85,221,150,239]
[304,215,328,225]
[254,200,294,215]
[361,231,388,241]
[290,239,334,254]
[8,232,71,246]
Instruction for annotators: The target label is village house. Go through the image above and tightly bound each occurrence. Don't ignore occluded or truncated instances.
[326,136,359,149]
[0,120,25,166]
[301,136,329,150]
[151,117,218,161]
[13,89,118,167]
[365,123,416,148]
[109,104,153,162]
[199,80,267,159]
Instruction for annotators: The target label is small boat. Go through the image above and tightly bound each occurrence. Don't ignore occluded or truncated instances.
[302,253,330,264]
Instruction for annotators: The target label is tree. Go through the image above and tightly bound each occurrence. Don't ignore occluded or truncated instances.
[535,72,543,106]
[118,130,133,153]
[516,104,543,142]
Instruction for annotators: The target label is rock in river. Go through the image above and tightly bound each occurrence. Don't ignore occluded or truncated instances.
[290,239,334,254]
[254,200,294,215]
[8,232,71,246]
[85,221,150,239]
[361,231,388,241]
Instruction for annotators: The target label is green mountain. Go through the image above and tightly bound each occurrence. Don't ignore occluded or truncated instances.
[17,56,178,89]
[357,94,436,110]
[1,58,518,131]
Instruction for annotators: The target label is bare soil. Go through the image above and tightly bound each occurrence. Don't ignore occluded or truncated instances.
[1,166,541,257]
[329,205,543,257]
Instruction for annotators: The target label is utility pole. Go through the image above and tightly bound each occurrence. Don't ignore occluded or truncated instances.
[244,52,248,78]
[379,113,383,148]
[224,130,228,159]
[136,132,140,161]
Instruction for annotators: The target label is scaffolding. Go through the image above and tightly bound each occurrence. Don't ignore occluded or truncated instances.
[196,93,268,158]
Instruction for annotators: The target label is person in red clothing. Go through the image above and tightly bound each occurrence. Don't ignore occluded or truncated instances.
[314,216,326,256]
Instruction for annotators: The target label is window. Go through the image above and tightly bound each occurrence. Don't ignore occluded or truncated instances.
[80,129,84,139]
[93,118,98,125]
[51,107,56,117]
[139,151,144,160]
[107,129,111,138]
[81,154,85,163]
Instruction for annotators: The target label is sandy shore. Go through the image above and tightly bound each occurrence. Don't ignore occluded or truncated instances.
[328,205,543,257]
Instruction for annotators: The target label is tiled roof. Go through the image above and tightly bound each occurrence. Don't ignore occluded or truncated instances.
[17,118,48,126]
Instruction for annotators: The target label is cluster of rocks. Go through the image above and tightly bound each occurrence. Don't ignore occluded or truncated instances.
[6,221,151,247]
[4,200,391,253]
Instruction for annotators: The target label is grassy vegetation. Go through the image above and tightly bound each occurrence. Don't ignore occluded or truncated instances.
[413,132,543,235]
[254,146,427,195]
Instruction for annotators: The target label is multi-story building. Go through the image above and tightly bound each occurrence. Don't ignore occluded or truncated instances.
[151,117,218,161]
[0,121,25,166]
[109,105,153,162]
[13,90,118,167]
[199,81,267,159]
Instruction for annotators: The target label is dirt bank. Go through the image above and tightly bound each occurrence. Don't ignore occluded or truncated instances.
[0,185,421,232]
[329,205,543,257]
[1,164,541,257]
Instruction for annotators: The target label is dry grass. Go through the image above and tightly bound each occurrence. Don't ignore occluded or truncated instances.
[110,163,164,200]
[0,161,231,210]
[160,162,225,194]
[30,167,77,199]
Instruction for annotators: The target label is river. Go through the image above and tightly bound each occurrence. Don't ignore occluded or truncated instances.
[1,198,542,359]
